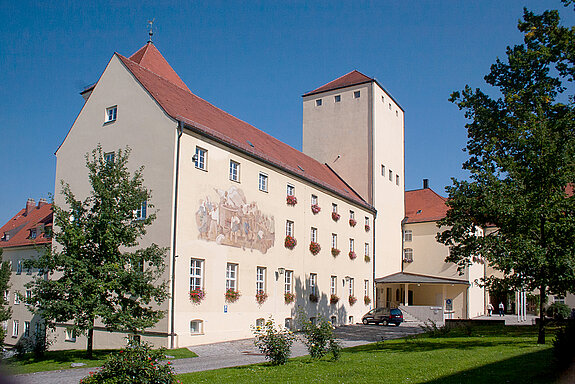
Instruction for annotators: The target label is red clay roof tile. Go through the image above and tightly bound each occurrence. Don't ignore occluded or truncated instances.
[0,201,52,249]
[303,70,373,97]
[405,188,448,224]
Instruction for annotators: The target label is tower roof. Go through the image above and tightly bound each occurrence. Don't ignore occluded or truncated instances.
[303,70,374,97]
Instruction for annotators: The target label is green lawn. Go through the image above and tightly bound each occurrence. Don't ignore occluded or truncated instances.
[179,325,558,384]
[2,347,197,374]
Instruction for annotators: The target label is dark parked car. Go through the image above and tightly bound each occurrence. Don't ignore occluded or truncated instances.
[362,307,403,326]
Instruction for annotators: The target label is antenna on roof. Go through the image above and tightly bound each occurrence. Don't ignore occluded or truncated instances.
[147,19,155,43]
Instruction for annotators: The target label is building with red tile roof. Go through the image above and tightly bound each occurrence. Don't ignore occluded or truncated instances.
[0,198,52,249]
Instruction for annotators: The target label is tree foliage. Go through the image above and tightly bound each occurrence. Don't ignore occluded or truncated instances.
[0,248,12,349]
[437,8,575,344]
[27,146,169,357]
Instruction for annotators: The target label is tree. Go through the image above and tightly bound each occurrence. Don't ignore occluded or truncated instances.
[0,248,12,349]
[438,8,575,344]
[27,146,169,357]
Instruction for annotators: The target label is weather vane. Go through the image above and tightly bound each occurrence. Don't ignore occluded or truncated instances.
[148,19,155,43]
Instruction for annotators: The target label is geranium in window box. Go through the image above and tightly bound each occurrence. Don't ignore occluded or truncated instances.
[309,241,321,255]
[365,224,370,232]
[349,218,357,227]
[256,291,268,305]
[364,254,371,263]
[284,292,295,304]
[331,247,340,257]
[284,235,297,250]
[330,294,339,305]
[311,204,321,214]
[286,195,298,206]
[348,295,357,306]
[348,251,357,260]
[189,288,206,304]
[309,293,319,303]
[364,295,372,305]
[331,212,340,221]
[225,288,241,303]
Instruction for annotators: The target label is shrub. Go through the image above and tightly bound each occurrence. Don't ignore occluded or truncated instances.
[309,293,319,303]
[553,320,575,369]
[298,313,341,360]
[421,320,450,338]
[331,212,340,221]
[349,218,357,227]
[225,289,241,303]
[252,318,295,365]
[286,195,297,206]
[79,342,176,384]
[330,294,339,305]
[284,235,297,250]
[311,204,321,214]
[546,302,571,320]
[309,241,321,255]
[189,288,205,304]
[256,291,268,305]
[284,292,295,304]
[348,295,357,306]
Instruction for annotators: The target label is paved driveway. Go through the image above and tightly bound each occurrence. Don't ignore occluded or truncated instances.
[10,322,424,384]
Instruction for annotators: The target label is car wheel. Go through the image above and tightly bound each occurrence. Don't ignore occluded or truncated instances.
[382,320,388,326]
[362,318,369,325]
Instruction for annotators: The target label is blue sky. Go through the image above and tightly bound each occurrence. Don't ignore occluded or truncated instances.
[1,1,573,225]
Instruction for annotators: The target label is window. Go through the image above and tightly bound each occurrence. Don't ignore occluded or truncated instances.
[389,170,393,181]
[330,316,337,325]
[1,233,9,241]
[354,91,361,98]
[105,152,115,163]
[389,103,392,110]
[310,273,317,295]
[381,164,385,176]
[258,173,268,192]
[25,290,32,304]
[332,203,338,213]
[403,248,413,263]
[311,195,318,205]
[285,270,293,294]
[29,229,37,239]
[105,106,117,122]
[381,96,385,103]
[256,267,266,294]
[396,175,400,185]
[330,276,337,295]
[3,290,8,303]
[331,233,337,249]
[2,321,6,331]
[65,328,76,342]
[311,227,317,242]
[365,243,369,256]
[229,160,240,182]
[286,220,294,237]
[226,263,238,291]
[404,230,413,242]
[190,259,204,291]
[16,260,22,274]
[12,320,19,337]
[349,238,354,252]
[364,280,369,298]
[285,318,293,330]
[396,110,399,117]
[365,217,369,227]
[334,95,341,102]
[255,318,265,327]
[14,291,20,305]
[349,278,354,296]
[316,99,322,106]
[286,184,295,196]
[350,210,355,220]
[135,201,147,220]
[194,147,207,170]
[190,320,203,334]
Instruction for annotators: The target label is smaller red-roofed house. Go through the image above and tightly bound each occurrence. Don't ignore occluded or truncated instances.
[0,198,52,347]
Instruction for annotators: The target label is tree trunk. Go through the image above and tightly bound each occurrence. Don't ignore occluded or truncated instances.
[537,285,545,344]
[87,320,94,358]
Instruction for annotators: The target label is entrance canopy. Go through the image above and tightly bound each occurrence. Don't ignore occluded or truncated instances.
[375,272,469,285]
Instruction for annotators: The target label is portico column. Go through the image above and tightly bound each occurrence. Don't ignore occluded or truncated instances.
[404,283,409,306]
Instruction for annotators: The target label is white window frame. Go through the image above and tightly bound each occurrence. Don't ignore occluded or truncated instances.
[350,210,355,220]
[381,164,385,176]
[404,230,413,242]
[195,147,207,170]
[332,203,338,213]
[229,160,240,182]
[389,170,393,181]
[13,291,20,305]
[404,248,413,262]
[311,195,318,205]
[25,290,32,304]
[104,152,115,163]
[256,267,266,294]
[285,270,293,294]
[286,184,295,196]
[311,227,317,243]
[310,273,317,296]
[286,220,294,237]
[16,260,22,274]
[65,328,76,342]
[226,263,238,291]
[258,173,268,192]
[365,243,369,256]
[190,258,204,291]
[331,233,337,249]
[396,174,400,185]
[349,238,354,252]
[364,280,369,298]
[190,320,204,334]
[349,278,354,297]
[12,320,19,337]
[330,276,337,295]
[135,201,147,220]
[334,95,341,102]
[365,217,369,227]
[24,321,30,337]
[3,290,8,303]
[105,106,117,123]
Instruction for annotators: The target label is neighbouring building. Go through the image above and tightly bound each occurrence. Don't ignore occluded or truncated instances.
[0,199,52,347]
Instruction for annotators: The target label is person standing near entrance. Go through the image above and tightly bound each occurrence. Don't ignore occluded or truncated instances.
[487,303,494,316]
[499,302,505,316]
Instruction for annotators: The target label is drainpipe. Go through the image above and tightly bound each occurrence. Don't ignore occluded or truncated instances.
[170,121,183,349]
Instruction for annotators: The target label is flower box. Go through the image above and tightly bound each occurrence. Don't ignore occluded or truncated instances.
[330,294,339,305]
[349,251,357,260]
[189,288,205,304]
[256,291,268,305]
[365,224,370,232]
[331,247,340,257]
[286,195,298,206]
[364,295,372,305]
[309,241,321,255]
[309,293,319,303]
[284,235,297,250]
[311,204,321,214]
[331,212,340,221]
[349,218,357,227]
[284,292,295,304]
[364,254,371,263]
[225,288,241,303]
[348,295,357,306]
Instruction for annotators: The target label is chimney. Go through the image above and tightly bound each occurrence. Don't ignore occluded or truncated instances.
[25,198,36,216]
[38,198,48,208]
[423,179,429,189]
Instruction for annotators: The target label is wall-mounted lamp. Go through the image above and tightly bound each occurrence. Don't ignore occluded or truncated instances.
[192,154,198,162]
[343,276,351,286]
[277,267,285,275]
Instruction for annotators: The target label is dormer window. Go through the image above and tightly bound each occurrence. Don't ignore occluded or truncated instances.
[29,229,37,240]
[1,233,8,241]
[105,106,117,123]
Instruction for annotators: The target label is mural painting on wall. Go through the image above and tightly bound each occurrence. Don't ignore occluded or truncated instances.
[196,186,275,254]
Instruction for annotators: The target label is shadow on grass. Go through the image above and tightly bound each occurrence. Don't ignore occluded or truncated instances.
[8,349,117,365]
